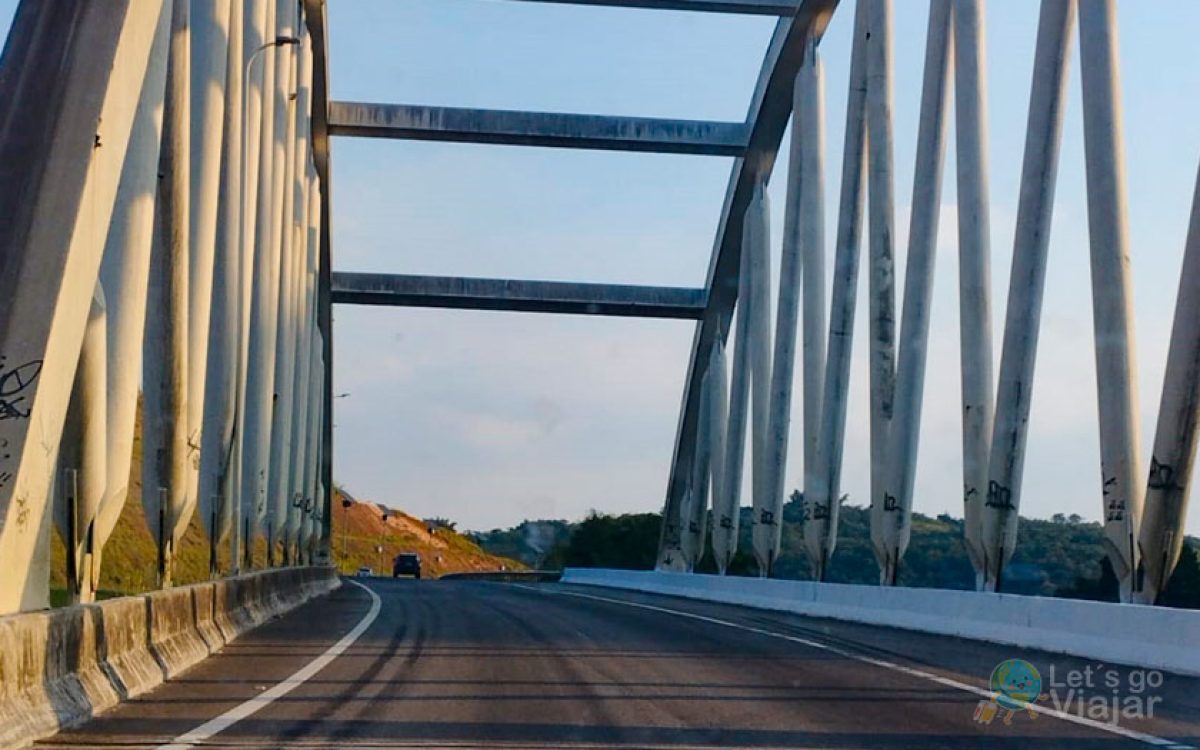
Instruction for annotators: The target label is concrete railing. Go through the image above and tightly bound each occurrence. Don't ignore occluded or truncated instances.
[561,568,1200,676]
[0,566,339,749]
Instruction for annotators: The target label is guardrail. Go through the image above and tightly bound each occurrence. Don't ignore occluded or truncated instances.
[561,568,1200,676]
[0,566,338,749]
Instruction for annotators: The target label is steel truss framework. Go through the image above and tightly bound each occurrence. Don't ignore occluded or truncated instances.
[0,0,1198,616]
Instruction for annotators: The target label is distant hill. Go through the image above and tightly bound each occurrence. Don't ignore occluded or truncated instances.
[467,520,573,568]
[475,496,1200,607]
[330,487,524,578]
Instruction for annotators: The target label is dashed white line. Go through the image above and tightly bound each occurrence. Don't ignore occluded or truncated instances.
[516,584,1195,750]
[156,578,382,750]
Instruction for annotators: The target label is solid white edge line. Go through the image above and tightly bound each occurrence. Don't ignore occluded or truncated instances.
[512,584,1195,750]
[156,578,383,750]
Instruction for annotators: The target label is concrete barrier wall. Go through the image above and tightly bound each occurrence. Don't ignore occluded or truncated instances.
[561,568,1200,676]
[0,566,339,750]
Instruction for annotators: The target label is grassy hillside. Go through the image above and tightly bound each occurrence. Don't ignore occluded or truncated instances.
[47,403,517,604]
[329,489,524,578]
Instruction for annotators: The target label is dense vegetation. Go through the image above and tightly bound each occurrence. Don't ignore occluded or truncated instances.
[474,495,1200,607]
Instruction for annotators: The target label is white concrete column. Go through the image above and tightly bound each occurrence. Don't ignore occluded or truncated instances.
[798,44,827,559]
[952,0,995,591]
[231,0,271,572]
[56,286,107,604]
[714,203,758,574]
[300,339,325,558]
[296,167,322,559]
[240,0,282,567]
[198,0,245,575]
[865,0,897,582]
[767,38,826,582]
[706,340,730,570]
[747,185,777,576]
[0,0,167,615]
[983,0,1075,592]
[1078,0,1144,603]
[95,2,173,591]
[187,0,232,569]
[880,0,953,586]
[806,0,868,581]
[680,361,712,572]
[1139,163,1200,603]
[267,22,300,564]
[143,0,192,589]
[285,38,315,562]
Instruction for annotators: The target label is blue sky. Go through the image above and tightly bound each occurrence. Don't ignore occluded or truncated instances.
[3,1,1199,536]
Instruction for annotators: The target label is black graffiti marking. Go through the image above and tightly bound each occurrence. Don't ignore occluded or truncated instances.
[883,493,900,512]
[986,480,1014,510]
[719,515,734,530]
[0,471,10,488]
[759,509,776,526]
[1148,456,1176,491]
[0,360,42,421]
[0,360,41,397]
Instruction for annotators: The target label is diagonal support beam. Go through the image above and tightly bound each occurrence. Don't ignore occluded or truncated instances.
[332,272,707,320]
[328,102,748,156]
[657,0,839,568]
[500,0,800,14]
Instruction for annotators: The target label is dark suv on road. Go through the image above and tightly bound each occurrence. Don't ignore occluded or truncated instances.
[392,553,421,579]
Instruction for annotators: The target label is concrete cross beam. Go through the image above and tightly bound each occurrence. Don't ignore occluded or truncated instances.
[327,103,748,156]
[331,272,707,320]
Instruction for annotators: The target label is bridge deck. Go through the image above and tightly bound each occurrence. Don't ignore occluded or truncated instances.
[37,580,1200,749]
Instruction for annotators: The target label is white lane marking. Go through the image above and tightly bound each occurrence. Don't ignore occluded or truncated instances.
[514,585,1195,750]
[157,578,382,750]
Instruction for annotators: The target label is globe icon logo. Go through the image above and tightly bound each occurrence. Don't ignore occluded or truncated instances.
[989,659,1042,710]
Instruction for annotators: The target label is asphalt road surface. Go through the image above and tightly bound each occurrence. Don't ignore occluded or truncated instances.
[38,577,1200,749]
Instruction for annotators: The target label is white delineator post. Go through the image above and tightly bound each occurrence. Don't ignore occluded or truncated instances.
[198,0,245,575]
[1139,163,1200,603]
[952,0,995,591]
[880,0,953,586]
[806,0,867,581]
[1077,0,1144,603]
[983,0,1075,592]
[143,0,192,589]
[187,0,232,568]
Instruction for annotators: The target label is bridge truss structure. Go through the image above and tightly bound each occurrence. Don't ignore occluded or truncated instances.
[0,0,1197,615]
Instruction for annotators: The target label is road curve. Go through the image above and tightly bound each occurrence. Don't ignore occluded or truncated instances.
[38,577,1200,749]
